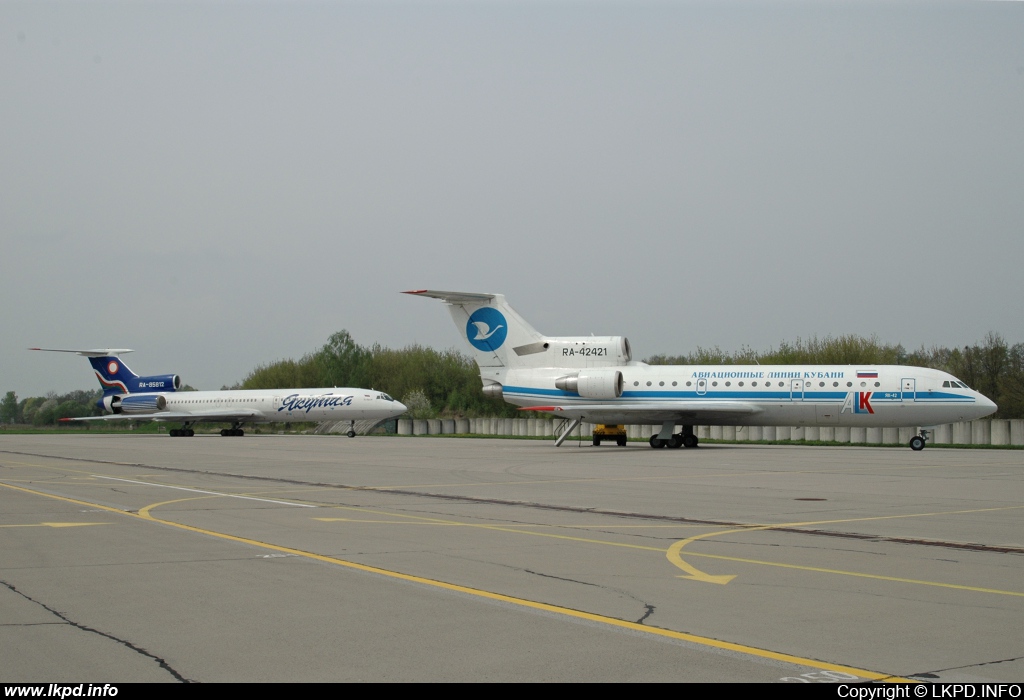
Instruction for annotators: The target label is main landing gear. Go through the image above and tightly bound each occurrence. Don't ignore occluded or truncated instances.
[649,423,698,449]
[170,422,195,437]
[220,422,245,437]
[346,420,356,438]
[909,429,930,451]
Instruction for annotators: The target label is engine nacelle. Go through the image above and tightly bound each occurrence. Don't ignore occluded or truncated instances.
[481,381,504,399]
[119,394,168,414]
[131,374,181,392]
[555,370,624,399]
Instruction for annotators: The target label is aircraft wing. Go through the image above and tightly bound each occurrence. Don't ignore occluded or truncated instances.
[519,401,763,424]
[61,409,263,423]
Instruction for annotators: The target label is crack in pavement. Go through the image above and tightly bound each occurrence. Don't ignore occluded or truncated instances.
[636,604,656,625]
[478,556,658,626]
[0,622,67,627]
[911,655,1024,679]
[0,579,192,683]
[522,569,602,588]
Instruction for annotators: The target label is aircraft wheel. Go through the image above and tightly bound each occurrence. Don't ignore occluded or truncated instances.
[593,436,601,446]
[649,435,665,449]
[909,435,926,451]
[617,436,627,447]
[667,435,683,449]
[186,429,195,437]
[220,429,229,437]
[347,430,356,438]
[236,429,244,437]
[170,429,180,437]
[682,434,699,448]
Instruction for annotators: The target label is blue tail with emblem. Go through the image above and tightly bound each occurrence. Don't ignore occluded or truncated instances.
[30,348,182,396]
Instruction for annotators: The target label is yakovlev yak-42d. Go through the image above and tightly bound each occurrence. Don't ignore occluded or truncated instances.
[405,291,997,451]
[31,348,406,437]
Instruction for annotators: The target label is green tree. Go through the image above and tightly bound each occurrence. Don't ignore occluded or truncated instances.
[315,330,372,388]
[0,391,18,424]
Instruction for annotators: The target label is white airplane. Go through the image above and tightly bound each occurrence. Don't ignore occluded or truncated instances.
[31,348,407,437]
[404,291,998,451]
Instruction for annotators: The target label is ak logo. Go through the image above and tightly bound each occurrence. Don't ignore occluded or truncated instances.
[841,392,874,414]
[466,307,508,352]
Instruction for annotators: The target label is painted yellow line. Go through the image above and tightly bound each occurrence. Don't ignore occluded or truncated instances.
[316,508,667,552]
[314,504,1024,595]
[685,552,1024,597]
[0,522,111,528]
[0,479,907,682]
[132,486,1023,598]
[314,517,705,529]
[8,463,1018,598]
[315,518,457,525]
[665,504,1024,584]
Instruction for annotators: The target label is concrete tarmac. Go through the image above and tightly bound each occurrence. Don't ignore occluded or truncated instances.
[1,434,1021,683]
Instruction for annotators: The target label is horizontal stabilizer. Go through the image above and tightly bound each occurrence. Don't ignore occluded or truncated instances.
[31,348,134,357]
[402,290,496,303]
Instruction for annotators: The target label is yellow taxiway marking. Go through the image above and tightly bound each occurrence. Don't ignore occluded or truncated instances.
[0,522,111,528]
[314,505,1024,597]
[666,504,1024,585]
[93,475,318,508]
[4,467,1019,599]
[0,479,907,682]
[685,552,1024,598]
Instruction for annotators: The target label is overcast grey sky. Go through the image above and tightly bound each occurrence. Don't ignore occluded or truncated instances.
[3,1,1023,397]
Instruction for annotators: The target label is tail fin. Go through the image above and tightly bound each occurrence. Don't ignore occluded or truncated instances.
[30,348,139,396]
[402,291,543,370]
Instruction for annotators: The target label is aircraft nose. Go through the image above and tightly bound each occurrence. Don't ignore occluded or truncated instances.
[977,393,998,418]
[393,401,408,415]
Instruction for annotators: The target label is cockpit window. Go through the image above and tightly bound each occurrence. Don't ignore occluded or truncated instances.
[377,393,394,401]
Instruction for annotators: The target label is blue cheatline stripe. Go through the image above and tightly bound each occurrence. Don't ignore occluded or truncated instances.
[503,386,975,405]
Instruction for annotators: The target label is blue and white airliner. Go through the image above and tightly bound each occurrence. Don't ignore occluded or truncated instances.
[31,348,406,437]
[405,291,997,451]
